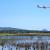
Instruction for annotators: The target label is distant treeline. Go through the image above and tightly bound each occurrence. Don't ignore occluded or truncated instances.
[0,27,50,33]
[0,30,50,33]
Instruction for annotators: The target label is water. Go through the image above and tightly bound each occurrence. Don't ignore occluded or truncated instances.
[0,36,50,50]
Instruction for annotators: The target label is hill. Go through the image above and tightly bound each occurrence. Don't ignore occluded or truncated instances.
[0,27,50,33]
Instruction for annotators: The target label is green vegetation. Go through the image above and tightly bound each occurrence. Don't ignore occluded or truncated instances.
[0,33,16,36]
[0,27,50,36]
[0,32,50,36]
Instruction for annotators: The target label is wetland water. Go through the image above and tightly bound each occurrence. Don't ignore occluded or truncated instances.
[0,36,50,50]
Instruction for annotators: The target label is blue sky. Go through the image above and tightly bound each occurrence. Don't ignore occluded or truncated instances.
[0,0,50,30]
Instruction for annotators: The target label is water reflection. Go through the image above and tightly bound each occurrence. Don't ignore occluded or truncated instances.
[0,36,50,50]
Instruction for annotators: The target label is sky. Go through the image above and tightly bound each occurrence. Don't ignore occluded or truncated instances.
[0,0,50,30]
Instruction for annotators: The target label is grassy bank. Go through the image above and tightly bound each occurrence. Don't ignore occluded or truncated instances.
[0,33,50,36]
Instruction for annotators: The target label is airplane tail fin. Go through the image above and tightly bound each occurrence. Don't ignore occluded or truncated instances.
[37,5,40,8]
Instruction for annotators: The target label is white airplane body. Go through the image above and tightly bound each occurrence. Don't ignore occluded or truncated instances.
[37,5,50,9]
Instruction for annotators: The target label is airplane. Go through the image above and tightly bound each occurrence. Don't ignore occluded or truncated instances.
[37,5,50,9]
